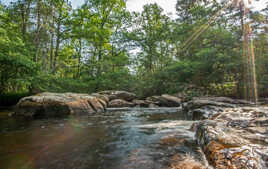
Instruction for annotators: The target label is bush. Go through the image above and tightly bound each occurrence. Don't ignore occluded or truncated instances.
[208,82,237,97]
[135,61,200,98]
[30,74,90,94]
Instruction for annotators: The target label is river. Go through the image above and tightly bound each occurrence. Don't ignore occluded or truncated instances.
[0,108,202,169]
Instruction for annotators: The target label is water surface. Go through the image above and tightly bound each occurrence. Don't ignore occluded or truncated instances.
[0,108,200,169]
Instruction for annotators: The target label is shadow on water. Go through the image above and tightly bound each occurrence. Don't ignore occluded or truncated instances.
[0,108,201,169]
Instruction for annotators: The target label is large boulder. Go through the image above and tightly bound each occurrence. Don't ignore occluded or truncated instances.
[98,91,136,101]
[183,97,252,120]
[108,99,135,108]
[15,92,106,117]
[195,107,268,169]
[160,94,181,107]
[146,95,181,107]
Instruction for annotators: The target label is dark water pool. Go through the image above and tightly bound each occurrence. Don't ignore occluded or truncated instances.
[0,108,201,169]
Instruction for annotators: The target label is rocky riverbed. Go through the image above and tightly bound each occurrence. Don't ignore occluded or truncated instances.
[0,108,204,169]
[4,91,268,169]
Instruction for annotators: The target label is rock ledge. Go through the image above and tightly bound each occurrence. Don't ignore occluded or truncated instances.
[15,92,107,117]
[195,106,268,169]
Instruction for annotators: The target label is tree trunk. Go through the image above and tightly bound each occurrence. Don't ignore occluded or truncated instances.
[35,0,41,62]
[49,0,54,71]
[20,0,32,41]
[77,39,82,78]
[20,3,26,39]
[49,32,54,71]
[53,20,61,73]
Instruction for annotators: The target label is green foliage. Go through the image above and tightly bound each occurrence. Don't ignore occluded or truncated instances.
[126,4,174,74]
[85,69,135,92]
[29,74,90,93]
[0,5,37,93]
[0,0,267,100]
[135,61,199,97]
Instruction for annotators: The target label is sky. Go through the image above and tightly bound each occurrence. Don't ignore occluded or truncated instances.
[126,0,177,15]
[73,0,267,14]
[2,0,268,14]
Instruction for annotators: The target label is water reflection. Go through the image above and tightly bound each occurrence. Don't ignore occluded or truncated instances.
[0,108,200,169]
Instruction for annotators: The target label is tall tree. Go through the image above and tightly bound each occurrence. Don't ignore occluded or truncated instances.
[126,4,173,74]
[52,0,71,73]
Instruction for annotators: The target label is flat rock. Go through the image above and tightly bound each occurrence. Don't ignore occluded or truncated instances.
[183,97,252,120]
[15,92,106,117]
[195,107,268,169]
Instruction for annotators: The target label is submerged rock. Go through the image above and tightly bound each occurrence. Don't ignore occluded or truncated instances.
[195,107,268,169]
[168,154,207,169]
[15,92,106,117]
[108,99,135,108]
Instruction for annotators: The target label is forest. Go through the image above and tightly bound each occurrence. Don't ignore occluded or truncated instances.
[0,0,267,103]
[1,1,268,169]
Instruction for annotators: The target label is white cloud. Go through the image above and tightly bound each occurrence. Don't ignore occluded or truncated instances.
[251,0,268,11]
[3,0,267,13]
[126,0,267,15]
[126,0,177,15]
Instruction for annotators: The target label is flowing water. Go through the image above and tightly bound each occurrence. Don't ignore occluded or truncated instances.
[0,108,201,169]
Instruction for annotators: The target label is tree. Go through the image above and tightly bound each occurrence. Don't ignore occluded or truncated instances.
[126,4,174,74]
[0,0,266,99]
[52,0,71,73]
[0,4,36,93]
